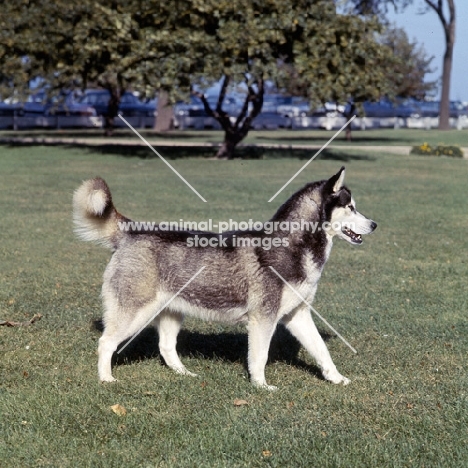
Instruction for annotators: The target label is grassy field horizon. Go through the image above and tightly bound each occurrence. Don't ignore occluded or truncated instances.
[0,144,467,466]
[1,127,468,150]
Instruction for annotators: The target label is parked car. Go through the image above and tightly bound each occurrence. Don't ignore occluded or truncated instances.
[407,100,467,118]
[174,93,297,130]
[78,89,156,127]
[0,91,96,117]
[408,100,439,119]
[173,96,212,129]
[262,95,310,117]
[362,99,414,118]
[0,91,100,129]
[25,91,97,117]
[323,102,347,115]
[307,106,338,118]
[173,95,243,129]
[448,101,467,118]
[0,102,23,116]
[251,112,289,129]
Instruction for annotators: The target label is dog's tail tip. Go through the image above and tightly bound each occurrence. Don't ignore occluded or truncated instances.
[73,177,118,248]
[73,177,112,216]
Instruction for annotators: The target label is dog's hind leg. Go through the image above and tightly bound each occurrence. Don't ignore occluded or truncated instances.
[153,310,197,377]
[98,298,166,382]
[98,309,138,382]
[98,331,121,383]
[247,316,278,390]
[281,306,350,385]
[98,314,148,383]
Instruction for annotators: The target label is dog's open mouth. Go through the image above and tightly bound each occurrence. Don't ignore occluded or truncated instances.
[342,227,362,244]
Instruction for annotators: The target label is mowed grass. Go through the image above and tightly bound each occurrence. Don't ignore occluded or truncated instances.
[2,127,468,149]
[0,144,467,467]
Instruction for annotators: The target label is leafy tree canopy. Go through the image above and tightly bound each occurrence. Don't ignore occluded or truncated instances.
[1,1,397,102]
[1,0,433,151]
[343,0,456,129]
[381,26,436,99]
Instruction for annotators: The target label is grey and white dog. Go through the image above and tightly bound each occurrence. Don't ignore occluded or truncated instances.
[73,167,376,389]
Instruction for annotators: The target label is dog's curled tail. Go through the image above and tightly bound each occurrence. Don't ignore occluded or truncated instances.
[73,177,123,249]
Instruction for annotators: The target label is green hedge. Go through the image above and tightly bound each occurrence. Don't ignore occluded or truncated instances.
[411,142,464,158]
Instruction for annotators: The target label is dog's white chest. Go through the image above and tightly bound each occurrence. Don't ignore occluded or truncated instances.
[277,252,323,316]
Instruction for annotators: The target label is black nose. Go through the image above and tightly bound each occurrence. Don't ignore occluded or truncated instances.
[371,221,377,231]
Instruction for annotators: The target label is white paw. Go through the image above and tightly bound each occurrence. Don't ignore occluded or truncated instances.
[174,367,198,378]
[100,376,117,383]
[253,381,278,391]
[323,370,351,385]
[340,376,351,386]
[263,384,278,391]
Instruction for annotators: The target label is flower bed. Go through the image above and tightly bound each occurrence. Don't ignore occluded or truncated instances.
[411,142,464,158]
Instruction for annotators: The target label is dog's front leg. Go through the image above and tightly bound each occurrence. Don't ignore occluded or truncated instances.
[247,316,278,391]
[282,305,350,385]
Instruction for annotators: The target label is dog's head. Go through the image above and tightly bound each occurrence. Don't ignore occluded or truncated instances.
[321,167,377,245]
[271,167,377,244]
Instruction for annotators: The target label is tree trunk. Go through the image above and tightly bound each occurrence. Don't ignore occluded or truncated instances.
[195,74,264,159]
[154,90,173,132]
[345,126,352,142]
[216,132,243,159]
[344,102,356,142]
[438,34,454,130]
[104,90,121,136]
[424,0,456,131]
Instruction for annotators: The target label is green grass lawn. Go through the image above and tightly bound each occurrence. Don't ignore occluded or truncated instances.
[243,127,468,148]
[1,127,468,149]
[0,144,467,467]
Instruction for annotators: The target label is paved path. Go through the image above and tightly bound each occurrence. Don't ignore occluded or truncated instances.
[1,136,466,158]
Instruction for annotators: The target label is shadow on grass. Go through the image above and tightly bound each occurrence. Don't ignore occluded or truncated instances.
[288,149,375,162]
[255,133,416,145]
[0,128,220,140]
[92,319,333,381]
[84,144,376,161]
[0,141,376,161]
[86,144,216,159]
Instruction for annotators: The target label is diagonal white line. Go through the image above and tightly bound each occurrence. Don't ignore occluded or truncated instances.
[268,266,357,354]
[268,115,356,202]
[118,114,207,202]
[117,266,206,354]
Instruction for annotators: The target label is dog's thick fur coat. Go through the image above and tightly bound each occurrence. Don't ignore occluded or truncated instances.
[73,168,376,389]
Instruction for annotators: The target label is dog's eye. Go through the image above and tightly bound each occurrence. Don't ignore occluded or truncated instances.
[348,205,355,212]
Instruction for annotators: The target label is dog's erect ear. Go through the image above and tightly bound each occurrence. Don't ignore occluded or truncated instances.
[324,166,346,194]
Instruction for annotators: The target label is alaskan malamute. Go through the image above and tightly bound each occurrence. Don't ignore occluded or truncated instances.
[73,167,376,389]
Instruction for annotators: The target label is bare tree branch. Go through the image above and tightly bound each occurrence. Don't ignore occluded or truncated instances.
[193,89,231,132]
[216,75,230,114]
[424,0,455,44]
[424,0,447,30]
[234,77,252,129]
[239,77,264,135]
